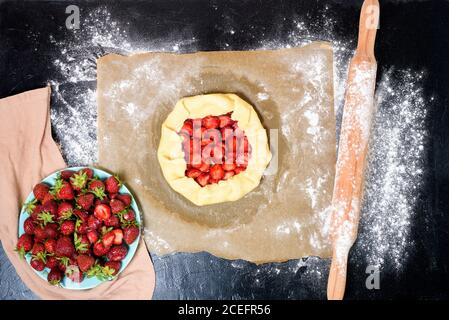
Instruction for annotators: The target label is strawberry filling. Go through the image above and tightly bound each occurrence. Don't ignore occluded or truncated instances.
[179,112,252,187]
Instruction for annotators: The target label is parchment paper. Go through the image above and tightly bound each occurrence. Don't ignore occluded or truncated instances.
[97,42,336,263]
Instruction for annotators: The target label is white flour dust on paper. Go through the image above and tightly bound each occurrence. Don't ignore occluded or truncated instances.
[45,6,430,278]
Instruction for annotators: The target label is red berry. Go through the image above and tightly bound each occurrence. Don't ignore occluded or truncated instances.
[102,231,115,248]
[60,220,75,235]
[33,183,50,201]
[106,245,128,262]
[88,215,102,231]
[76,193,94,210]
[196,173,210,187]
[32,242,45,255]
[109,199,125,214]
[55,236,75,257]
[76,254,94,272]
[186,168,201,179]
[44,239,57,254]
[47,268,63,285]
[87,230,99,244]
[123,226,140,245]
[16,234,33,253]
[44,223,58,239]
[202,115,220,129]
[210,164,224,180]
[115,194,131,207]
[30,258,45,271]
[94,204,111,221]
[112,229,124,245]
[105,176,121,194]
[23,217,35,235]
[60,170,74,181]
[104,261,121,275]
[93,241,110,257]
[218,114,234,128]
[123,209,135,221]
[104,215,120,228]
[33,226,47,242]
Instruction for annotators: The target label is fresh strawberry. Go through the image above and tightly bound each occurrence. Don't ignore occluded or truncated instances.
[33,226,47,242]
[89,179,106,199]
[76,254,95,272]
[102,231,115,248]
[69,170,88,191]
[32,242,45,255]
[109,199,125,214]
[115,194,131,207]
[16,234,33,257]
[105,176,121,194]
[88,215,102,230]
[44,223,59,239]
[79,168,93,179]
[74,233,90,253]
[86,230,98,244]
[23,217,35,235]
[55,236,75,257]
[93,204,111,222]
[33,183,50,201]
[65,265,83,283]
[104,215,120,228]
[36,210,55,226]
[30,258,45,271]
[210,164,225,180]
[30,205,43,221]
[76,193,94,210]
[209,178,219,184]
[186,168,201,179]
[57,202,73,220]
[41,193,55,205]
[223,171,235,180]
[196,173,210,187]
[94,197,110,207]
[46,256,59,269]
[202,115,220,129]
[218,114,234,128]
[111,229,123,245]
[76,220,88,234]
[123,226,140,245]
[106,245,128,262]
[104,261,121,276]
[44,239,57,254]
[47,268,63,285]
[53,179,74,200]
[93,241,110,257]
[42,199,58,216]
[73,208,87,220]
[60,220,75,235]
[60,170,75,181]
[123,209,135,222]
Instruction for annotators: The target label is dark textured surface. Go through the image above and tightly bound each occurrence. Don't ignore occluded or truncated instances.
[1,0,448,300]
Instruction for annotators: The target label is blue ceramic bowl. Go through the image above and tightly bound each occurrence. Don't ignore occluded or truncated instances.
[18,166,142,290]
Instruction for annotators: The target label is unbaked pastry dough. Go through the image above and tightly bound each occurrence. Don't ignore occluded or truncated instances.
[158,93,272,206]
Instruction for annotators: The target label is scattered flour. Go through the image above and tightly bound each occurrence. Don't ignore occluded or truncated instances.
[45,6,430,279]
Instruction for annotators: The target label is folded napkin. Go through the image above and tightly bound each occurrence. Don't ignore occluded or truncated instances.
[0,87,156,299]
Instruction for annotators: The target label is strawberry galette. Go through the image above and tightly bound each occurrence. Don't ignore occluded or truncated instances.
[158,93,272,206]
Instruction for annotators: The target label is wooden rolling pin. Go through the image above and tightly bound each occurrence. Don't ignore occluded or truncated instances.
[327,0,380,300]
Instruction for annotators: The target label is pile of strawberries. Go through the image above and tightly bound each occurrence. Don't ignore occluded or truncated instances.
[16,168,140,286]
[179,112,252,187]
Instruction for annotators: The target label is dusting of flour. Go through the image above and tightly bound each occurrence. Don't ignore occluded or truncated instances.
[46,6,430,283]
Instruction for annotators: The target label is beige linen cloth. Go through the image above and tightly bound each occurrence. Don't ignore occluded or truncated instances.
[97,42,336,263]
[0,87,155,299]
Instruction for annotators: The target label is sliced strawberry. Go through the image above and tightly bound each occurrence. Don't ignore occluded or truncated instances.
[222,163,236,171]
[86,230,99,244]
[180,119,193,136]
[112,229,124,245]
[102,231,115,248]
[210,164,225,180]
[202,115,220,129]
[234,167,246,174]
[196,173,210,187]
[94,204,111,221]
[186,168,201,179]
[218,114,234,128]
[223,171,235,180]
